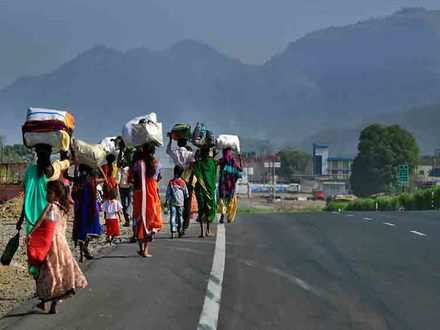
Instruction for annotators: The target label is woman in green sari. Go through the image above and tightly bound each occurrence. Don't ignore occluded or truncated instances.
[194,147,217,238]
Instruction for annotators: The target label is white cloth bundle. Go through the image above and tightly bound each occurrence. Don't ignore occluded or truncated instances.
[216,134,240,153]
[23,131,71,152]
[72,138,107,168]
[122,113,163,147]
[100,136,119,155]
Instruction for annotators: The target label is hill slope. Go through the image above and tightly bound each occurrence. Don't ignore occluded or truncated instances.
[2,8,440,147]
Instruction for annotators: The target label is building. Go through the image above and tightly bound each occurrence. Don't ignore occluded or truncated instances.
[321,181,348,197]
[327,157,353,180]
[313,144,329,176]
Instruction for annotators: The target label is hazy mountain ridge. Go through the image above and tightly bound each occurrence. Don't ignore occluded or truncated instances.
[1,8,440,149]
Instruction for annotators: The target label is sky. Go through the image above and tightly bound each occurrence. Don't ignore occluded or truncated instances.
[0,0,439,88]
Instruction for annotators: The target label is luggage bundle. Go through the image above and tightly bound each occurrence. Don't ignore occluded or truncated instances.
[72,138,107,169]
[100,136,119,156]
[216,134,241,153]
[122,113,163,147]
[192,122,216,147]
[170,123,192,141]
[22,108,75,152]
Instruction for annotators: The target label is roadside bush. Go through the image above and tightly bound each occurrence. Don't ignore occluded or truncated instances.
[376,196,400,211]
[326,187,440,212]
[326,202,348,212]
[398,192,415,210]
[346,198,376,211]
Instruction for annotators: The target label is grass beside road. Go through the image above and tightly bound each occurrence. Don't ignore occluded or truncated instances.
[327,186,440,212]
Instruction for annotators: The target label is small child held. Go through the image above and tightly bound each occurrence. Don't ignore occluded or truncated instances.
[102,188,123,245]
[166,165,189,238]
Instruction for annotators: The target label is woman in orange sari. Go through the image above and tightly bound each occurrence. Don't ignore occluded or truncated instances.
[132,143,162,257]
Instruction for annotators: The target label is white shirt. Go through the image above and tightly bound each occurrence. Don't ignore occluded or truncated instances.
[166,145,195,169]
[102,200,123,219]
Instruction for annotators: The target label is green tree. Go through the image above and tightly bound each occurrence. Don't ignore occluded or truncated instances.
[0,136,33,163]
[278,149,312,179]
[350,124,419,197]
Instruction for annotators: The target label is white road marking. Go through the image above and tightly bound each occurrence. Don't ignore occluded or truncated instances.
[363,217,373,221]
[384,222,396,227]
[197,224,226,330]
[346,214,354,217]
[410,230,427,237]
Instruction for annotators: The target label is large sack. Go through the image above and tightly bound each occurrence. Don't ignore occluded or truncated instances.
[170,123,192,141]
[72,138,107,168]
[216,134,240,153]
[23,130,71,152]
[122,113,163,147]
[26,108,75,130]
[100,136,119,155]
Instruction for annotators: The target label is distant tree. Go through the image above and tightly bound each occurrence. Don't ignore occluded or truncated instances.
[0,137,33,163]
[350,124,419,197]
[277,149,312,179]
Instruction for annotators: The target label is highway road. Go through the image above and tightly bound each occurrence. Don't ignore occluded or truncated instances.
[1,211,440,330]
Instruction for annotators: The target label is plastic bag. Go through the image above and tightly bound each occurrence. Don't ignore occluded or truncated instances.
[100,136,119,155]
[122,113,163,147]
[216,134,241,153]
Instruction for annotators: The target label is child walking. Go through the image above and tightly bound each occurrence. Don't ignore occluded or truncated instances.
[28,180,88,314]
[102,188,123,245]
[166,165,189,238]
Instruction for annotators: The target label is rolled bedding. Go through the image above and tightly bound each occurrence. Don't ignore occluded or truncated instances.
[26,108,75,130]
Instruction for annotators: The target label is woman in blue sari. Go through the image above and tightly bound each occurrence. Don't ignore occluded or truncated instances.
[72,165,103,262]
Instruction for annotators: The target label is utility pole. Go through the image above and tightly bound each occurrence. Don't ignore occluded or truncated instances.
[265,159,281,201]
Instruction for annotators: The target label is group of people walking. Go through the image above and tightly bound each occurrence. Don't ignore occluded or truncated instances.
[14,127,242,314]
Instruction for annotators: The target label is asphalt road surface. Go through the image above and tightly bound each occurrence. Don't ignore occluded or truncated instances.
[1,211,440,330]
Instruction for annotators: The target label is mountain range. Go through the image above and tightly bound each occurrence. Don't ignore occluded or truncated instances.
[1,7,440,155]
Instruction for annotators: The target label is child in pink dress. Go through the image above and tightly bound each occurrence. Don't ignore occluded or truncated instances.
[31,180,88,314]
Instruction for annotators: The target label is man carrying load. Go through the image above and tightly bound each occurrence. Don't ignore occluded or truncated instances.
[166,124,196,236]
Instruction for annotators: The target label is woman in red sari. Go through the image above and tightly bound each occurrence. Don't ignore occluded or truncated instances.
[131,143,162,257]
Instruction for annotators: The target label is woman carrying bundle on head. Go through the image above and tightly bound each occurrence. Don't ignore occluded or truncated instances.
[194,146,217,238]
[17,144,71,237]
[218,148,242,224]
[131,143,163,257]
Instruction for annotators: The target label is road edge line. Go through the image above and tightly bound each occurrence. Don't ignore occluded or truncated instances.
[197,223,226,330]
